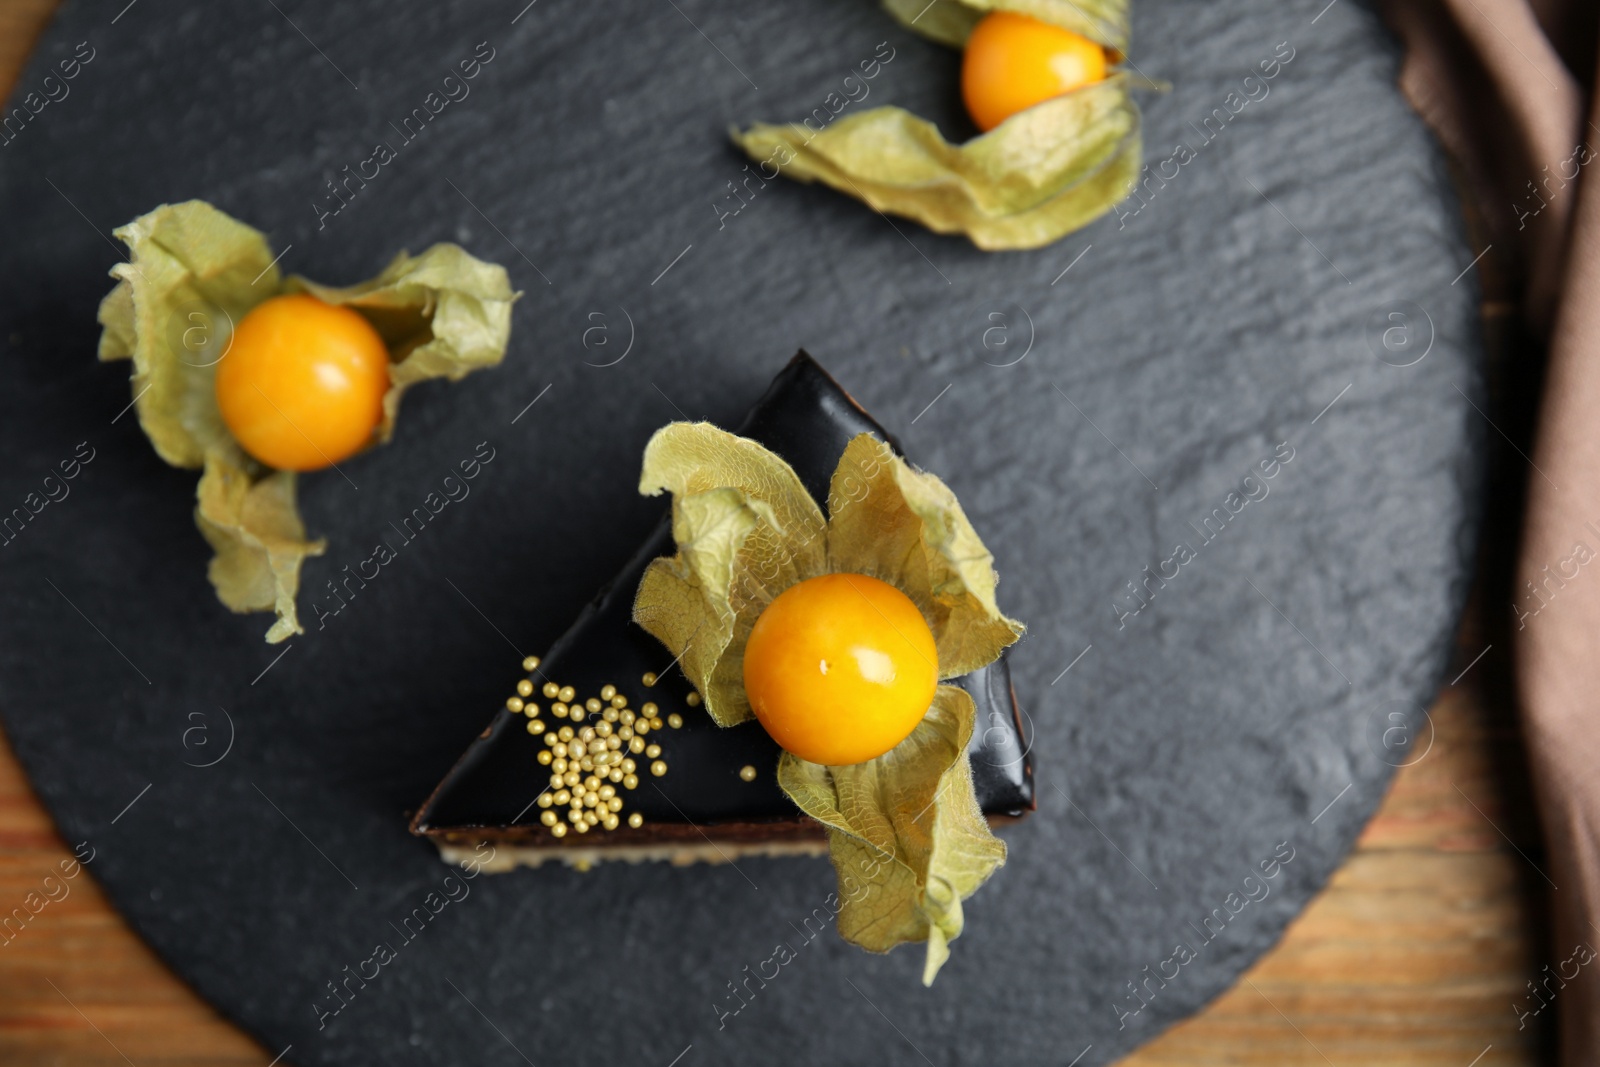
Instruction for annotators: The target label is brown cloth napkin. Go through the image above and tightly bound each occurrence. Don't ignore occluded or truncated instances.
[1379,0,1599,1061]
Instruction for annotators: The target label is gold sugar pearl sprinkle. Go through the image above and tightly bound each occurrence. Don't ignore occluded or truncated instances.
[602,708,619,723]
[620,710,636,725]
[546,737,561,751]
[600,684,616,701]
[565,770,581,786]
[650,717,665,730]
[627,812,644,829]
[524,703,541,717]
[550,772,564,787]
[557,686,575,702]
[537,794,553,810]
[630,737,646,754]
[550,822,568,838]
[506,696,525,713]
[650,760,668,777]
[610,694,628,709]
[609,768,625,783]
[686,691,702,707]
[574,820,590,834]
[646,744,662,759]
[569,707,585,723]
[642,672,657,687]
[634,721,650,737]
[739,764,758,782]
[543,682,560,699]
[641,702,658,717]
[517,679,535,698]
[527,720,545,734]
[585,698,601,713]
[596,722,613,737]
[554,789,571,805]
[523,655,541,672]
[606,796,623,812]
[540,810,558,827]
[536,741,552,757]
[603,814,620,831]
[552,704,569,719]
[623,774,639,790]
[558,726,574,741]
[622,758,637,773]
[667,714,683,729]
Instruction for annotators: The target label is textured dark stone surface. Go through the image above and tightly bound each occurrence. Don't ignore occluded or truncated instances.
[0,0,1482,1064]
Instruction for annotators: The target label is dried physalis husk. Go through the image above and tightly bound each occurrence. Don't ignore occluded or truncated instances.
[97,200,517,642]
[632,425,1023,982]
[778,684,1005,985]
[732,0,1143,250]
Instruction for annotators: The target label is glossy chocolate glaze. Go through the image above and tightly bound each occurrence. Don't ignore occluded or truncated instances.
[411,352,1034,843]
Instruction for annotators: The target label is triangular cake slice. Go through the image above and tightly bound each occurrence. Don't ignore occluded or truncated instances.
[411,352,1034,870]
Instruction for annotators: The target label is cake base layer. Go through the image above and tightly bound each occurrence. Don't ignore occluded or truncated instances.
[436,812,1027,872]
[439,837,830,873]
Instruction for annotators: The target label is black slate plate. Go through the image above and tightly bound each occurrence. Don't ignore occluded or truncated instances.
[0,0,1482,1064]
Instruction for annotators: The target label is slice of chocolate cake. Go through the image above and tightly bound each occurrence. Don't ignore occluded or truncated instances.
[411,352,1034,870]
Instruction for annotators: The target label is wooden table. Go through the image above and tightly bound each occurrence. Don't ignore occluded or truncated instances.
[0,4,1552,1063]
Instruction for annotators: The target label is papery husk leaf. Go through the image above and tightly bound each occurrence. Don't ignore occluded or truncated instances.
[634,487,769,728]
[828,434,1022,679]
[637,423,826,540]
[97,200,514,642]
[95,201,320,642]
[882,0,1129,53]
[633,424,828,726]
[733,76,1141,251]
[196,450,326,644]
[97,201,280,469]
[777,685,1005,984]
[880,0,981,47]
[287,243,516,441]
